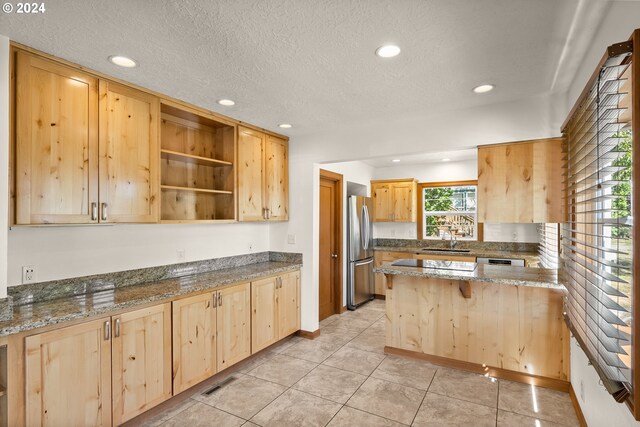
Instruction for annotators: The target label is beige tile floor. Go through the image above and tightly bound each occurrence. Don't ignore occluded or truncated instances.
[137,299,580,427]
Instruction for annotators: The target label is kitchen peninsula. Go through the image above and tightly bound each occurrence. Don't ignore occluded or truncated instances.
[375,260,570,388]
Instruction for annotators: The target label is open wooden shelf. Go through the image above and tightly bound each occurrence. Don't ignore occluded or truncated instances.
[160,149,232,167]
[160,101,236,222]
[160,185,232,195]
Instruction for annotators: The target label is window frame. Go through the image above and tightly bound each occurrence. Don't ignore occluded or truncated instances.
[417,180,483,241]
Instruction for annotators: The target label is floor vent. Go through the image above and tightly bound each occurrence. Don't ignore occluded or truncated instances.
[201,376,236,396]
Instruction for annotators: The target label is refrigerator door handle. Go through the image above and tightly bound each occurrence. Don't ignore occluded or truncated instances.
[361,205,370,251]
[354,258,373,267]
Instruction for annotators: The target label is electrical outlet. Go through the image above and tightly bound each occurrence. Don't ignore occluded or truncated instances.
[287,234,296,244]
[177,249,186,262]
[22,265,36,284]
[512,232,518,242]
[580,379,585,402]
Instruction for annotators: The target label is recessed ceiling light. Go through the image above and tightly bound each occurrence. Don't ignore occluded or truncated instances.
[392,159,401,163]
[473,84,494,94]
[108,55,137,68]
[375,44,401,58]
[441,158,451,162]
[278,123,292,129]
[217,99,235,106]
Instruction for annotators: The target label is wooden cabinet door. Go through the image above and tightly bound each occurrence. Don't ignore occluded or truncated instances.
[391,182,415,222]
[217,283,251,370]
[265,135,289,221]
[15,51,99,224]
[112,303,171,425]
[251,276,278,353]
[25,317,111,427]
[99,81,159,223]
[278,271,301,338]
[237,127,265,221]
[372,183,391,222]
[172,293,217,394]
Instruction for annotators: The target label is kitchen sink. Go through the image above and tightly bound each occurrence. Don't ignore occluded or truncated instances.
[420,248,472,253]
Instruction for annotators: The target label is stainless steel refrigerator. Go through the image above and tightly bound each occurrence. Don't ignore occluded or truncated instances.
[347,195,374,310]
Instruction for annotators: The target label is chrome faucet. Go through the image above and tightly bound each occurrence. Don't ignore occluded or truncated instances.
[442,227,458,249]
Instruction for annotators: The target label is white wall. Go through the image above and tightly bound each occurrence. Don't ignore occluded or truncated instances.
[8,223,270,285]
[571,338,640,426]
[0,36,8,298]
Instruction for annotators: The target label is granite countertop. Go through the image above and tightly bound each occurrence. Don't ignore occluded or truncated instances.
[374,261,565,290]
[0,261,301,337]
[374,246,540,266]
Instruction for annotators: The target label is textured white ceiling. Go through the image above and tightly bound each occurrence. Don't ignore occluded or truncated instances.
[0,0,600,140]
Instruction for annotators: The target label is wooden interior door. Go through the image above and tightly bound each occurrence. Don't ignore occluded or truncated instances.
[371,183,391,221]
[264,135,289,220]
[112,303,172,425]
[251,276,279,353]
[172,292,217,394]
[15,51,99,224]
[278,270,301,337]
[217,283,251,370]
[99,81,159,223]
[391,182,414,222]
[25,317,112,427]
[237,127,265,221]
[319,176,338,320]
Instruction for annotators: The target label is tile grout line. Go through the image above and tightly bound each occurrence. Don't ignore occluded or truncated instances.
[409,367,439,426]
[496,380,500,427]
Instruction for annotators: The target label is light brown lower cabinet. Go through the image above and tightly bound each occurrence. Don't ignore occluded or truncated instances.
[252,271,300,353]
[172,282,251,393]
[25,304,172,427]
[25,317,113,427]
[172,292,217,394]
[111,304,172,425]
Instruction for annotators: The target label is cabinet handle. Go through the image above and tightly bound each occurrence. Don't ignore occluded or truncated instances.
[104,320,111,340]
[263,208,267,220]
[101,203,108,221]
[267,208,271,219]
[218,292,222,307]
[213,292,217,308]
[91,202,98,221]
[114,318,120,338]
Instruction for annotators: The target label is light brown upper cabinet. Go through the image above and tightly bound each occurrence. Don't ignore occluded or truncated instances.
[251,270,300,353]
[15,51,99,225]
[159,101,236,222]
[14,51,160,225]
[99,81,159,223]
[238,126,289,221]
[371,179,418,222]
[477,138,563,223]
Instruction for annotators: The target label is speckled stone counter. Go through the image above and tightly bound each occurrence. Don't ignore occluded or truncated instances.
[0,253,301,337]
[375,261,565,290]
[375,246,541,267]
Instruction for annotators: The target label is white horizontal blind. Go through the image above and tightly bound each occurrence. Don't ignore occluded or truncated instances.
[538,223,560,269]
[563,54,633,394]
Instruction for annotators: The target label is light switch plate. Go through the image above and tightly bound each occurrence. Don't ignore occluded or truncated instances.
[287,234,296,244]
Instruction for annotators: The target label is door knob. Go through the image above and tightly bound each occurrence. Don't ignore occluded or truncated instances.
[331,253,338,259]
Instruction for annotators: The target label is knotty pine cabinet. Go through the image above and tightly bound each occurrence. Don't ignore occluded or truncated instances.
[251,270,300,353]
[25,318,112,427]
[14,51,160,225]
[172,282,251,393]
[111,304,172,425]
[371,179,418,222]
[238,126,289,221]
[477,138,563,223]
[24,304,171,427]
